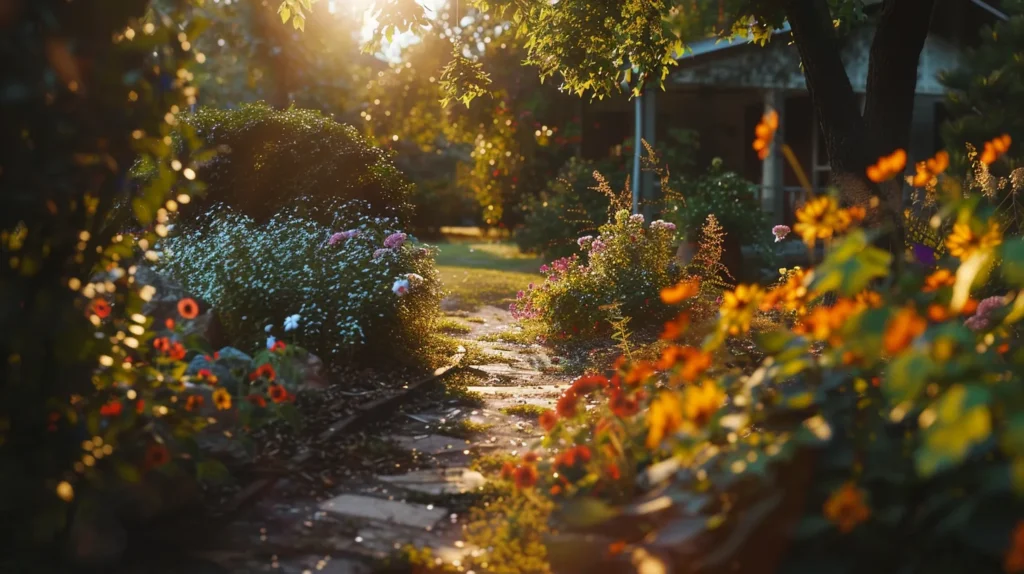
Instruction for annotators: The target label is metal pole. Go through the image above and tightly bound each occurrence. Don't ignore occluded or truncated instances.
[632,92,642,214]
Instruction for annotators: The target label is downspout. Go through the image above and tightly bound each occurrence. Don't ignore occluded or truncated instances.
[632,91,642,214]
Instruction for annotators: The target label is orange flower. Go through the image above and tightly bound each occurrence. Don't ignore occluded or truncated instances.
[607,540,627,557]
[185,395,205,411]
[538,410,557,431]
[609,388,640,417]
[145,443,171,468]
[883,307,927,355]
[249,363,276,382]
[927,304,950,322]
[922,268,955,292]
[153,337,170,352]
[165,318,176,330]
[212,387,232,411]
[866,148,907,183]
[267,383,289,404]
[661,278,700,304]
[513,464,539,489]
[672,346,712,383]
[177,298,199,319]
[911,150,950,187]
[500,461,515,480]
[624,362,654,385]
[91,298,111,319]
[605,463,621,481]
[823,482,870,533]
[1007,521,1024,573]
[752,109,779,160]
[99,400,122,417]
[980,134,1012,165]
[660,313,690,340]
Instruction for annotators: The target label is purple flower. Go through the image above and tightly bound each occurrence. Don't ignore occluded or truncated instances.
[772,225,791,243]
[328,229,360,246]
[539,264,549,273]
[911,243,936,266]
[384,232,407,249]
[965,295,1006,331]
[373,248,391,260]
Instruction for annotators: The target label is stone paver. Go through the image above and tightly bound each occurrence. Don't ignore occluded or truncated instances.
[378,468,486,496]
[393,434,472,455]
[319,494,447,529]
[469,363,544,378]
[466,384,567,396]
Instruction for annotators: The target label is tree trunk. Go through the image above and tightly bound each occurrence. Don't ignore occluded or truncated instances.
[784,0,937,270]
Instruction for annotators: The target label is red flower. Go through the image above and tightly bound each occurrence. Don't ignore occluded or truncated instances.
[185,395,204,411]
[523,451,539,464]
[167,342,186,361]
[165,318,176,330]
[249,363,276,382]
[145,443,170,468]
[606,463,621,480]
[247,394,267,408]
[99,400,122,417]
[538,410,558,431]
[196,368,217,384]
[135,400,145,414]
[153,337,170,352]
[513,464,538,489]
[91,299,111,319]
[177,298,199,319]
[609,388,639,417]
[270,340,287,352]
[267,383,289,404]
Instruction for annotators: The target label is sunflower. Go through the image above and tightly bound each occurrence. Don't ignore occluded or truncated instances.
[681,380,725,428]
[945,220,1002,260]
[792,196,850,248]
[177,297,199,319]
[212,387,232,411]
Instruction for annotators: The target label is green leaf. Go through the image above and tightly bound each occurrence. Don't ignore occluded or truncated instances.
[810,231,891,296]
[916,385,993,477]
[278,403,301,429]
[883,350,930,403]
[196,459,230,484]
[556,497,620,528]
[1002,413,1024,457]
[1000,238,1024,285]
[132,197,153,225]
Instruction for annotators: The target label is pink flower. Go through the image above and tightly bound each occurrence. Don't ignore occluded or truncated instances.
[966,295,1006,332]
[772,225,791,242]
[384,232,407,249]
[328,229,360,246]
[651,220,676,232]
[373,248,390,260]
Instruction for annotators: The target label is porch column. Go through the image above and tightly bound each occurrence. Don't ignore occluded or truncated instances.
[632,93,642,214]
[642,87,658,218]
[760,89,786,225]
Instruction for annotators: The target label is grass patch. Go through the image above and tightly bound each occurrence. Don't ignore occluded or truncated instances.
[437,317,472,335]
[478,325,541,345]
[436,419,494,439]
[434,242,543,273]
[436,370,486,407]
[501,404,548,419]
[439,266,541,312]
[466,317,487,324]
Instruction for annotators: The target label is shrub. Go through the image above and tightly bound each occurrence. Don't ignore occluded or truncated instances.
[166,102,415,225]
[511,209,683,341]
[502,188,1024,573]
[157,200,442,368]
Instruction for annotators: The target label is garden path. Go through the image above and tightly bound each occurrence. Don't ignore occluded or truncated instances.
[199,303,570,574]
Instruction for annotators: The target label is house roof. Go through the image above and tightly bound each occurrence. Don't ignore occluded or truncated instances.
[666,0,1007,93]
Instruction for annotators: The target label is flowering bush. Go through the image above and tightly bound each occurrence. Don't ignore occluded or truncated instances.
[502,187,1024,573]
[157,201,442,367]
[511,209,683,340]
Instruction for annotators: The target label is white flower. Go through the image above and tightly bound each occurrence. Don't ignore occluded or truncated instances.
[265,324,273,333]
[266,335,276,349]
[284,314,301,332]
[392,278,410,297]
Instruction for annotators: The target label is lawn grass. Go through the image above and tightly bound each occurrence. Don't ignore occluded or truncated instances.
[433,241,544,312]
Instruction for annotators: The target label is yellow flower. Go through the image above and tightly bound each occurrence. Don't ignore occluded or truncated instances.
[761,267,812,314]
[682,380,725,429]
[720,284,764,335]
[945,220,1002,260]
[792,196,857,248]
[212,387,232,411]
[823,482,870,533]
[646,392,684,449]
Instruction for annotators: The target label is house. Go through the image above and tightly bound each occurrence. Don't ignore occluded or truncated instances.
[578,0,1010,225]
